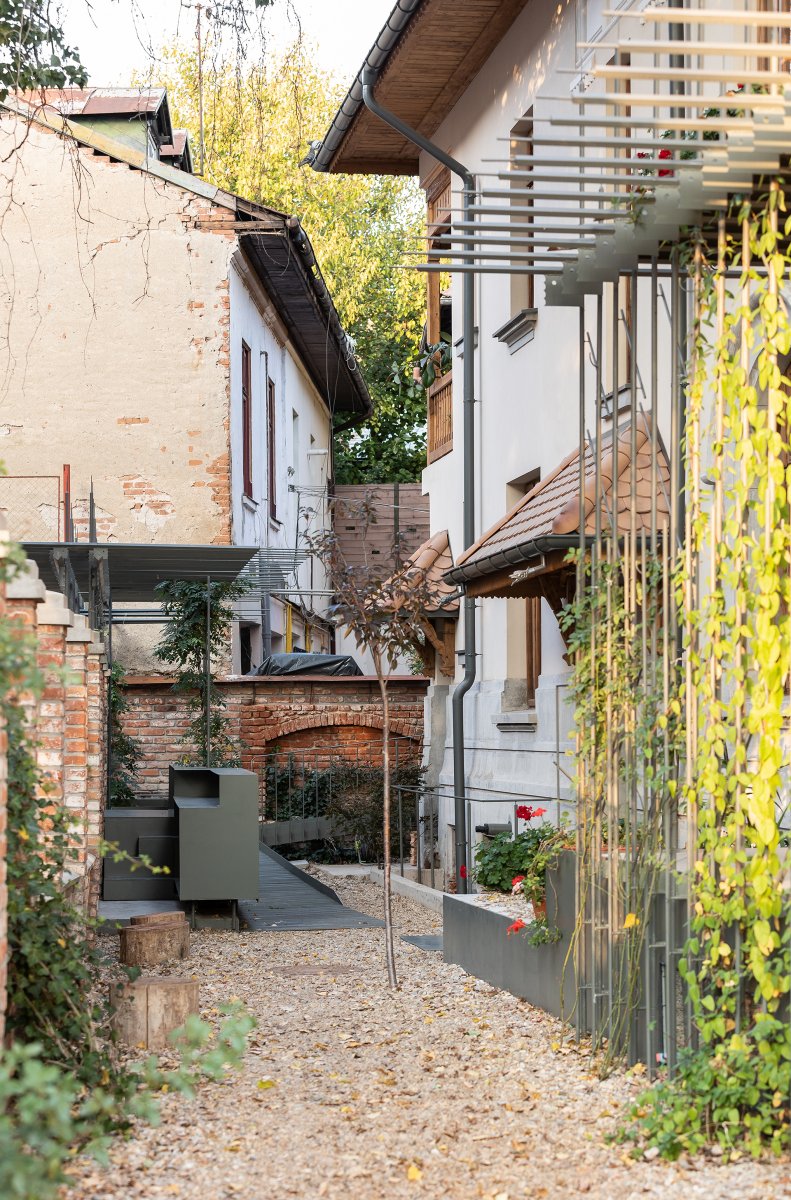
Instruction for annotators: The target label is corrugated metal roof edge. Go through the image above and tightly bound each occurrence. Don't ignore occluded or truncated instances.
[2,97,372,420]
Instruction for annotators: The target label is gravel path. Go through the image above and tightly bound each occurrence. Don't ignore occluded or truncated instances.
[67,875,791,1200]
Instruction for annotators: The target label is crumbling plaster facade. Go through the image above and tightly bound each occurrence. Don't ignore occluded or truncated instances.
[0,114,338,673]
[0,120,235,545]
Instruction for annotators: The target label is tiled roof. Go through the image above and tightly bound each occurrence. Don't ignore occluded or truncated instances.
[404,530,459,612]
[384,529,459,614]
[452,418,670,582]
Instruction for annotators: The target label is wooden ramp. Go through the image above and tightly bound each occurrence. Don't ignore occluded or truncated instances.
[240,846,384,932]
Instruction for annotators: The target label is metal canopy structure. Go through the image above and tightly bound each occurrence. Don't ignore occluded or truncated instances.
[23,541,260,603]
[402,3,791,305]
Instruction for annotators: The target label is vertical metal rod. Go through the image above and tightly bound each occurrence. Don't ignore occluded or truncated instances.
[734,212,752,1035]
[576,300,587,1041]
[205,574,211,767]
[399,786,404,877]
[612,277,621,541]
[430,790,436,891]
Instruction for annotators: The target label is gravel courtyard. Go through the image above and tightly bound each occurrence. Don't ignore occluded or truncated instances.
[67,876,791,1200]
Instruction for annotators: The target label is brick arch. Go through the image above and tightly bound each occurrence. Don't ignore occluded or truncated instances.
[264,713,420,744]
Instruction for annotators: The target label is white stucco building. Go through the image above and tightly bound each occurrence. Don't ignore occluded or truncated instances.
[310,0,676,885]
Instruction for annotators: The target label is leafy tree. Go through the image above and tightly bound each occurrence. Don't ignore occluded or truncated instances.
[154,578,250,766]
[0,0,87,100]
[309,493,444,988]
[152,40,428,482]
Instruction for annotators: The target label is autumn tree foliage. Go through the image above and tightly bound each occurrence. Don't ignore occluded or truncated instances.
[152,38,428,483]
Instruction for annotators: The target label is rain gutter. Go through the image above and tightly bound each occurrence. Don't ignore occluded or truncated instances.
[360,64,475,894]
[446,535,582,588]
[284,216,373,421]
[305,0,425,173]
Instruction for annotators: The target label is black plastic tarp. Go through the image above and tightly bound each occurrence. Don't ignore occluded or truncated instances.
[253,653,363,677]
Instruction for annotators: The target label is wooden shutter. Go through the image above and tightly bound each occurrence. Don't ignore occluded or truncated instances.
[241,342,252,498]
[267,377,277,521]
[525,596,542,706]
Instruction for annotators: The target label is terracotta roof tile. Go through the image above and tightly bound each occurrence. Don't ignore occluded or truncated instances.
[455,417,670,579]
[387,530,459,613]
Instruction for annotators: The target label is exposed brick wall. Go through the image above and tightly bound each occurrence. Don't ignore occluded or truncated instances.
[121,675,429,806]
[6,561,109,918]
[0,524,8,1041]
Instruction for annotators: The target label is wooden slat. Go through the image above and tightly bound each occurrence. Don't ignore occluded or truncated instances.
[329,0,532,174]
[427,371,453,464]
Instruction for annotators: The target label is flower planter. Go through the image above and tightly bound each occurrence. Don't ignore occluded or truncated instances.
[443,853,576,1022]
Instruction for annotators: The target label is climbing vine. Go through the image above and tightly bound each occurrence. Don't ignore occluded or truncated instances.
[624,190,791,1158]
[154,578,250,767]
[0,547,254,1198]
[560,545,682,1066]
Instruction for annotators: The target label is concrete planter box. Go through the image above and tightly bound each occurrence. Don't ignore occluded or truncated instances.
[443,852,577,1021]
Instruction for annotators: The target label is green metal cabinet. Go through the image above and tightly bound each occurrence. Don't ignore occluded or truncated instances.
[170,767,260,902]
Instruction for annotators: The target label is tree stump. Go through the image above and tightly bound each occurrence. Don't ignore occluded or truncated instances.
[119,914,190,968]
[110,976,200,1050]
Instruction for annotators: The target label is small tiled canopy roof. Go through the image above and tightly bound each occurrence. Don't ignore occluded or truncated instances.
[383,530,459,615]
[403,530,459,613]
[446,421,670,599]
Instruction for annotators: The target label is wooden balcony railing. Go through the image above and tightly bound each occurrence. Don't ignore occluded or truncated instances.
[427,370,453,464]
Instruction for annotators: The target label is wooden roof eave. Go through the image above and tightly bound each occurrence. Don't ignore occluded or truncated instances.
[312,0,533,177]
[463,549,573,600]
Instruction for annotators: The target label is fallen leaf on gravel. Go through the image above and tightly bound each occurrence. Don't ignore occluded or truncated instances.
[406,1164,423,1182]
[256,1079,276,1090]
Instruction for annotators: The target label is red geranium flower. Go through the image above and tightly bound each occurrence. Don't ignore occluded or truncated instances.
[512,875,525,886]
[533,807,547,819]
[515,804,534,821]
[459,864,468,879]
[657,147,673,177]
[507,919,526,936]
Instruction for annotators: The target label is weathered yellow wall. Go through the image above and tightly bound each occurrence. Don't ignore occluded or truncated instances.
[0,118,235,544]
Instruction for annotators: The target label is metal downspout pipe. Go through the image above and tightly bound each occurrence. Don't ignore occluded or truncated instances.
[361,66,475,893]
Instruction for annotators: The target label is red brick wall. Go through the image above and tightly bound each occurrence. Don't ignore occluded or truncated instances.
[6,567,109,918]
[0,534,7,1042]
[121,675,429,805]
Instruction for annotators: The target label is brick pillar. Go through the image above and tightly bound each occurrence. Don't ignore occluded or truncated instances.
[85,634,109,918]
[33,591,73,815]
[0,519,9,1042]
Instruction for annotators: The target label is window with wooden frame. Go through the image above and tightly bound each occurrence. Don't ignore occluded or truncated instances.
[424,166,453,463]
[503,470,542,711]
[758,0,791,73]
[425,166,452,347]
[267,375,277,522]
[510,108,535,317]
[602,276,633,417]
[241,341,253,499]
[492,109,538,354]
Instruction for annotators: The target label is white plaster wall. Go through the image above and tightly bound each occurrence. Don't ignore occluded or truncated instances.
[228,257,333,667]
[411,0,674,875]
[0,118,235,546]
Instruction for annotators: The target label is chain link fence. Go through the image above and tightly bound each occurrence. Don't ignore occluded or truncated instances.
[0,475,61,541]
